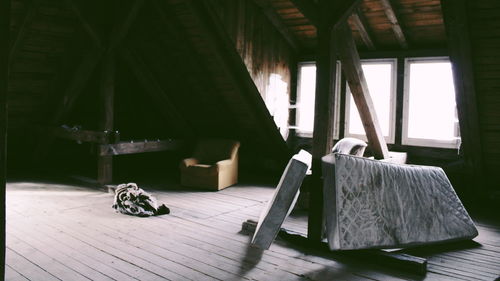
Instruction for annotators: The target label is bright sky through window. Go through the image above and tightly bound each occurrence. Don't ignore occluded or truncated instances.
[406,61,457,142]
[347,62,393,138]
[296,64,316,133]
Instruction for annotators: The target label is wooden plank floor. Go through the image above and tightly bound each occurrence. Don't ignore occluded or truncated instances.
[5,179,500,281]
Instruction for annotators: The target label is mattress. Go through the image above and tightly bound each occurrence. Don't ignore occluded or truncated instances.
[322,153,478,250]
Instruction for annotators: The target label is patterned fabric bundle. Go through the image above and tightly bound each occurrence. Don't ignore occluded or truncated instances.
[112,183,170,217]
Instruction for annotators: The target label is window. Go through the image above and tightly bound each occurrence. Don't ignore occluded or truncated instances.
[345,59,397,143]
[296,63,316,135]
[402,58,460,148]
[295,62,341,138]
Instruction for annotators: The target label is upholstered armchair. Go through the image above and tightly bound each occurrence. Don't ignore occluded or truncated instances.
[179,139,240,190]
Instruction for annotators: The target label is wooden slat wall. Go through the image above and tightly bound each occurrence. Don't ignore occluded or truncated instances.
[8,0,78,167]
[467,0,500,192]
[208,0,294,108]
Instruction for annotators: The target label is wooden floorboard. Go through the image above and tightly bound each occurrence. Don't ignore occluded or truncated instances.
[5,180,500,281]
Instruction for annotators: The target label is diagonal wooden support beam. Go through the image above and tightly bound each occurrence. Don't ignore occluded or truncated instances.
[441,0,484,186]
[379,0,408,49]
[350,7,376,50]
[109,0,144,51]
[187,0,290,158]
[337,21,389,159]
[252,0,300,52]
[33,47,103,162]
[64,0,102,48]
[9,0,41,69]
[51,48,104,124]
[326,0,362,29]
[120,48,193,136]
[290,0,319,27]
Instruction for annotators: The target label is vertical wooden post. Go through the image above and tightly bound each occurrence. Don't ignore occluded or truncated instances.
[441,0,483,186]
[97,54,115,185]
[308,2,339,241]
[1,0,10,272]
[337,21,389,159]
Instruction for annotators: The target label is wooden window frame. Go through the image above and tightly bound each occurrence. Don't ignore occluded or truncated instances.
[402,57,461,149]
[295,61,341,138]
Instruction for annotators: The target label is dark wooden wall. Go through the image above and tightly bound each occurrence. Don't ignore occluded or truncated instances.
[468,0,500,193]
[5,0,293,177]
[2,0,11,272]
[8,0,78,168]
[208,0,295,112]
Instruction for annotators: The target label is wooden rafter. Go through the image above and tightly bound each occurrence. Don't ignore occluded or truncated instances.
[291,0,360,30]
[152,0,233,131]
[379,0,408,49]
[350,7,376,50]
[337,21,389,159]
[109,0,144,51]
[33,47,103,162]
[9,0,41,69]
[187,0,290,158]
[290,0,319,27]
[120,48,193,136]
[252,0,300,52]
[64,0,102,48]
[51,48,104,125]
[326,0,362,29]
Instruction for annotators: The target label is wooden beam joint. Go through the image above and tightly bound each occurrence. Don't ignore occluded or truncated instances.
[379,0,408,49]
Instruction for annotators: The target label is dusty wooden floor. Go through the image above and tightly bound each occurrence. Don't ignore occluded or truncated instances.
[5,179,500,281]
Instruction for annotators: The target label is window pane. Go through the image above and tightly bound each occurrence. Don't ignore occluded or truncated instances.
[347,62,394,138]
[406,61,457,142]
[296,65,316,133]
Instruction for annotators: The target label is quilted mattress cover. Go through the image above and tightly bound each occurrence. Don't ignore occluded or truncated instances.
[322,153,478,250]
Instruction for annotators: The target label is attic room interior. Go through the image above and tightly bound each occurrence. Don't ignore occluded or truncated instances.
[1,0,500,280]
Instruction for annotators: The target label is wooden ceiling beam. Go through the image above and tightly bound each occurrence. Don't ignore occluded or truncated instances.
[291,0,360,30]
[252,0,300,52]
[51,48,104,125]
[152,0,234,133]
[120,48,193,137]
[187,0,291,158]
[290,0,319,27]
[326,0,362,29]
[33,47,104,162]
[9,0,41,69]
[350,7,376,50]
[64,0,102,48]
[108,0,144,51]
[379,0,408,49]
[337,21,389,159]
